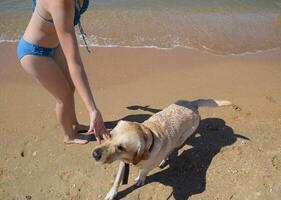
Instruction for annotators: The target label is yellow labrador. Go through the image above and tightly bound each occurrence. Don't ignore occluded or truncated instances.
[92,99,232,200]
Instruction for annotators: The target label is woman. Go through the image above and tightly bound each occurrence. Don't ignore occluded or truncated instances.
[17,0,110,144]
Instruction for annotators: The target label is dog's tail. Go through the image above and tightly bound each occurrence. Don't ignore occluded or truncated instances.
[191,99,232,108]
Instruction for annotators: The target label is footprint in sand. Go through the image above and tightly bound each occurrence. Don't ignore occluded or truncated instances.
[232,104,242,112]
[265,96,277,104]
[25,195,32,200]
[245,112,251,117]
[0,167,3,181]
[58,170,73,182]
[20,140,31,158]
[272,155,281,171]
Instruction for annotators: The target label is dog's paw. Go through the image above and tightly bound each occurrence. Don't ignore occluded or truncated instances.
[159,159,168,169]
[104,189,117,200]
[135,176,146,187]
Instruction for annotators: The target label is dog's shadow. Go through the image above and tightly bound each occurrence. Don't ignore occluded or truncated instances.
[105,105,249,200]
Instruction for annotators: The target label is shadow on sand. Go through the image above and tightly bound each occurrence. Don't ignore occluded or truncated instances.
[104,105,161,130]
[104,105,249,200]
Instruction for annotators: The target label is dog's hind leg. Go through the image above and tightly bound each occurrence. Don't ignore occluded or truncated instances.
[158,152,177,169]
[159,144,184,169]
[159,158,168,168]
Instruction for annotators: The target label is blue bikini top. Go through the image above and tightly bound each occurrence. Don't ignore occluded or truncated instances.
[32,0,91,52]
[32,0,89,26]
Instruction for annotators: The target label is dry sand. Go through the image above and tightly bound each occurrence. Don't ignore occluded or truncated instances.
[0,43,281,200]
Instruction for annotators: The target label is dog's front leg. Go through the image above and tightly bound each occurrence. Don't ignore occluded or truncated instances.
[105,161,125,200]
[135,168,151,187]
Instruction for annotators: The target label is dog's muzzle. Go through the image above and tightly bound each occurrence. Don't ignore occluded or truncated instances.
[92,148,102,161]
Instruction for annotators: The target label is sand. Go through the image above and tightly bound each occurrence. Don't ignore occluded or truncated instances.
[0,42,281,200]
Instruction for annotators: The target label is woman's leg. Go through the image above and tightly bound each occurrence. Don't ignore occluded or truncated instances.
[53,46,90,133]
[53,46,80,131]
[20,55,88,144]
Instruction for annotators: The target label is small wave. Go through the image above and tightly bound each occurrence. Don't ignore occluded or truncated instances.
[77,33,281,55]
[0,36,279,56]
[81,43,181,50]
[79,39,281,56]
[0,39,19,43]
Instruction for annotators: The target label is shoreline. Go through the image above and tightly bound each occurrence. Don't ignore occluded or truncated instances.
[1,40,281,57]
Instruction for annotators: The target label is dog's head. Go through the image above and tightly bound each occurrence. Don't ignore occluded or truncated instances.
[92,120,152,165]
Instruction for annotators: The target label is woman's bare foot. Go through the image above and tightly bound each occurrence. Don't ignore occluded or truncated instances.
[64,134,90,144]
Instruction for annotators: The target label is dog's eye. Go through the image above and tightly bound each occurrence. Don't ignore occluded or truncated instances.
[117,145,126,152]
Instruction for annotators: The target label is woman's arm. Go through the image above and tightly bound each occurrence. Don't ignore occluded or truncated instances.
[50,0,96,113]
[50,0,110,142]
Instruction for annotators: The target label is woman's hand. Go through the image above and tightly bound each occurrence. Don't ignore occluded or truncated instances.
[88,110,111,144]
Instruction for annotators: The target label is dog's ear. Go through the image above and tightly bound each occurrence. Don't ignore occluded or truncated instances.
[140,124,151,136]
[132,146,143,165]
[132,124,150,165]
[132,145,149,165]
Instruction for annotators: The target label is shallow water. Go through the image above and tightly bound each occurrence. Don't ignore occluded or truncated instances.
[1,0,281,55]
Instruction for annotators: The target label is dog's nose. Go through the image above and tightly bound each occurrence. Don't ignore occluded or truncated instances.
[92,148,102,161]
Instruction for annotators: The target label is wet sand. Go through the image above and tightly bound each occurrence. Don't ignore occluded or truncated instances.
[0,43,281,200]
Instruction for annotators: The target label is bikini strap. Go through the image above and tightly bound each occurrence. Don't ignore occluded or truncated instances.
[32,0,36,12]
[75,0,91,53]
[35,9,54,24]
[80,0,90,15]
[32,0,54,24]
[78,21,91,53]
[31,0,90,52]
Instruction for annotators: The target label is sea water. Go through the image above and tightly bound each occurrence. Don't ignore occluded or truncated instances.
[1,0,281,55]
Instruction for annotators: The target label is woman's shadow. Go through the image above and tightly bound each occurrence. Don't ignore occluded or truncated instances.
[104,105,249,200]
[104,105,161,130]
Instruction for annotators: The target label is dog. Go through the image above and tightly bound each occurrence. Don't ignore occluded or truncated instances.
[92,99,232,200]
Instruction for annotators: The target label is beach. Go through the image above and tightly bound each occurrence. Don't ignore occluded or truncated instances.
[1,41,281,199]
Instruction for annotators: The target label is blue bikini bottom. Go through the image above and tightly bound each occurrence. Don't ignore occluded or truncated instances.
[17,37,58,61]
